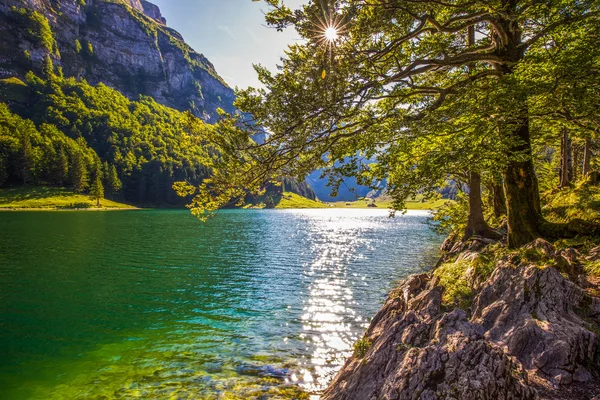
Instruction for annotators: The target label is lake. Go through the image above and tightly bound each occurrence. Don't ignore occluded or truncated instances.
[0,209,443,399]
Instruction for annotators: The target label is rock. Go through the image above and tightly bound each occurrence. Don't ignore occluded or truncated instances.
[236,364,289,379]
[441,234,459,252]
[0,0,235,122]
[525,238,556,258]
[141,0,166,24]
[323,274,537,400]
[202,362,222,374]
[471,264,600,387]
[448,236,499,255]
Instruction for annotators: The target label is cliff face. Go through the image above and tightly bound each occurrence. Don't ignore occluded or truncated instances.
[0,0,235,122]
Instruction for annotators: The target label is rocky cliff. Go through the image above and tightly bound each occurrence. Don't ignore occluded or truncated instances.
[0,0,235,122]
[324,238,600,400]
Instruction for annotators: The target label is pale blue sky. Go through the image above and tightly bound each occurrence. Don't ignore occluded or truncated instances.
[151,0,307,89]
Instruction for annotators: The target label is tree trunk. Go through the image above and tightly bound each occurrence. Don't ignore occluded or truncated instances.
[503,118,544,248]
[462,26,501,240]
[559,129,572,188]
[493,181,507,218]
[464,172,501,240]
[583,137,592,176]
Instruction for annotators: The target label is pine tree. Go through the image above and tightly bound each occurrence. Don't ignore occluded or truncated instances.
[89,164,104,207]
[0,156,8,187]
[103,162,122,198]
[19,133,33,185]
[70,151,88,193]
[52,145,69,186]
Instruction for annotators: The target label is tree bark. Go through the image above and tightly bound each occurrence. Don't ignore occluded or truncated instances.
[583,137,592,176]
[559,129,572,188]
[492,180,507,218]
[464,171,502,240]
[503,118,544,248]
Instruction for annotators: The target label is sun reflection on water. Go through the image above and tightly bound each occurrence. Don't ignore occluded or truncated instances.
[289,210,389,394]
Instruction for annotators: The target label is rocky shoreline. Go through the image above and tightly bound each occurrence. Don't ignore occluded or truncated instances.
[323,237,600,400]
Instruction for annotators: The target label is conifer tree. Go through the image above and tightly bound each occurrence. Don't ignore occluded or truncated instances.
[89,163,104,207]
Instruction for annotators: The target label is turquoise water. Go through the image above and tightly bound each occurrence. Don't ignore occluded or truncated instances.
[0,209,442,399]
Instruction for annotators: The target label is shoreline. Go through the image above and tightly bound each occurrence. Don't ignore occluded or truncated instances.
[323,236,600,399]
[0,207,143,212]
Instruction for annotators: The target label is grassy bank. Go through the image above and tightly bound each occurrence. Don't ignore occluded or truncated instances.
[266,192,450,210]
[327,195,450,210]
[0,186,136,210]
[275,192,324,209]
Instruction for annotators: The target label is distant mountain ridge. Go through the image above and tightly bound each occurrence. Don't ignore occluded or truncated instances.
[0,0,235,122]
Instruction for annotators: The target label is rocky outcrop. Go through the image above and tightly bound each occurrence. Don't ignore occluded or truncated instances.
[141,0,165,24]
[325,239,600,400]
[323,274,537,400]
[472,264,600,387]
[0,0,234,122]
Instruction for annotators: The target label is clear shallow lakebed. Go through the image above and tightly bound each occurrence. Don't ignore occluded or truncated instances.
[0,209,443,399]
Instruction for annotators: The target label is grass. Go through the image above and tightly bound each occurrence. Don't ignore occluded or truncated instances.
[275,192,325,209]
[353,337,372,359]
[272,192,450,210]
[0,186,136,210]
[542,183,600,224]
[434,253,495,309]
[328,195,450,210]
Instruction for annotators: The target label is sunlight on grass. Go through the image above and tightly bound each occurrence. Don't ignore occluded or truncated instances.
[0,186,135,210]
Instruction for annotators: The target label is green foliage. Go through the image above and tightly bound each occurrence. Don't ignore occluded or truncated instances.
[89,163,104,206]
[81,40,94,57]
[9,7,54,51]
[275,192,322,209]
[434,255,495,309]
[0,103,97,188]
[0,71,215,206]
[542,184,600,224]
[353,337,372,359]
[430,193,469,236]
[42,55,54,78]
[178,0,600,247]
[103,161,122,197]
[586,261,600,277]
[75,39,82,54]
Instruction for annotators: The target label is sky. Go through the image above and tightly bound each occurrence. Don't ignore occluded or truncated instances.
[150,0,307,90]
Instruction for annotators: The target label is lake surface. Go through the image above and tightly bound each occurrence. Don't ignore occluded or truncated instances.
[0,209,443,399]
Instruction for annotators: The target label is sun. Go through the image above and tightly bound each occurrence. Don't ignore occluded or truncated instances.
[324,26,338,42]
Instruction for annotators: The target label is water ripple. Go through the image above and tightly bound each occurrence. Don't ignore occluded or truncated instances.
[0,209,442,399]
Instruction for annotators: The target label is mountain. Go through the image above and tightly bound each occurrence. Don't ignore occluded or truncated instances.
[0,0,316,207]
[0,0,235,122]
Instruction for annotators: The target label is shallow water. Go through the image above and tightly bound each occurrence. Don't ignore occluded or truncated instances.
[0,209,443,399]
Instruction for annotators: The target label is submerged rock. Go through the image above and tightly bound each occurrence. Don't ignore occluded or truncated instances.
[236,363,289,379]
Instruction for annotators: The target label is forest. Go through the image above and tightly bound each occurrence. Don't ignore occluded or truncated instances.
[0,66,215,206]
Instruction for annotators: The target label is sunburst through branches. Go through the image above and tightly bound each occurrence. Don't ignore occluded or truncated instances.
[306,0,348,74]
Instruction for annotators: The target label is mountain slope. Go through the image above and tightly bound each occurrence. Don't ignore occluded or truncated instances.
[0,0,235,122]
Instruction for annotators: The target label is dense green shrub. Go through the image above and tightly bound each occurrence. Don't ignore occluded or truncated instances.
[9,7,54,51]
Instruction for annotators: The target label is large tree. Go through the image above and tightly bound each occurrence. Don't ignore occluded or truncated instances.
[183,0,599,247]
